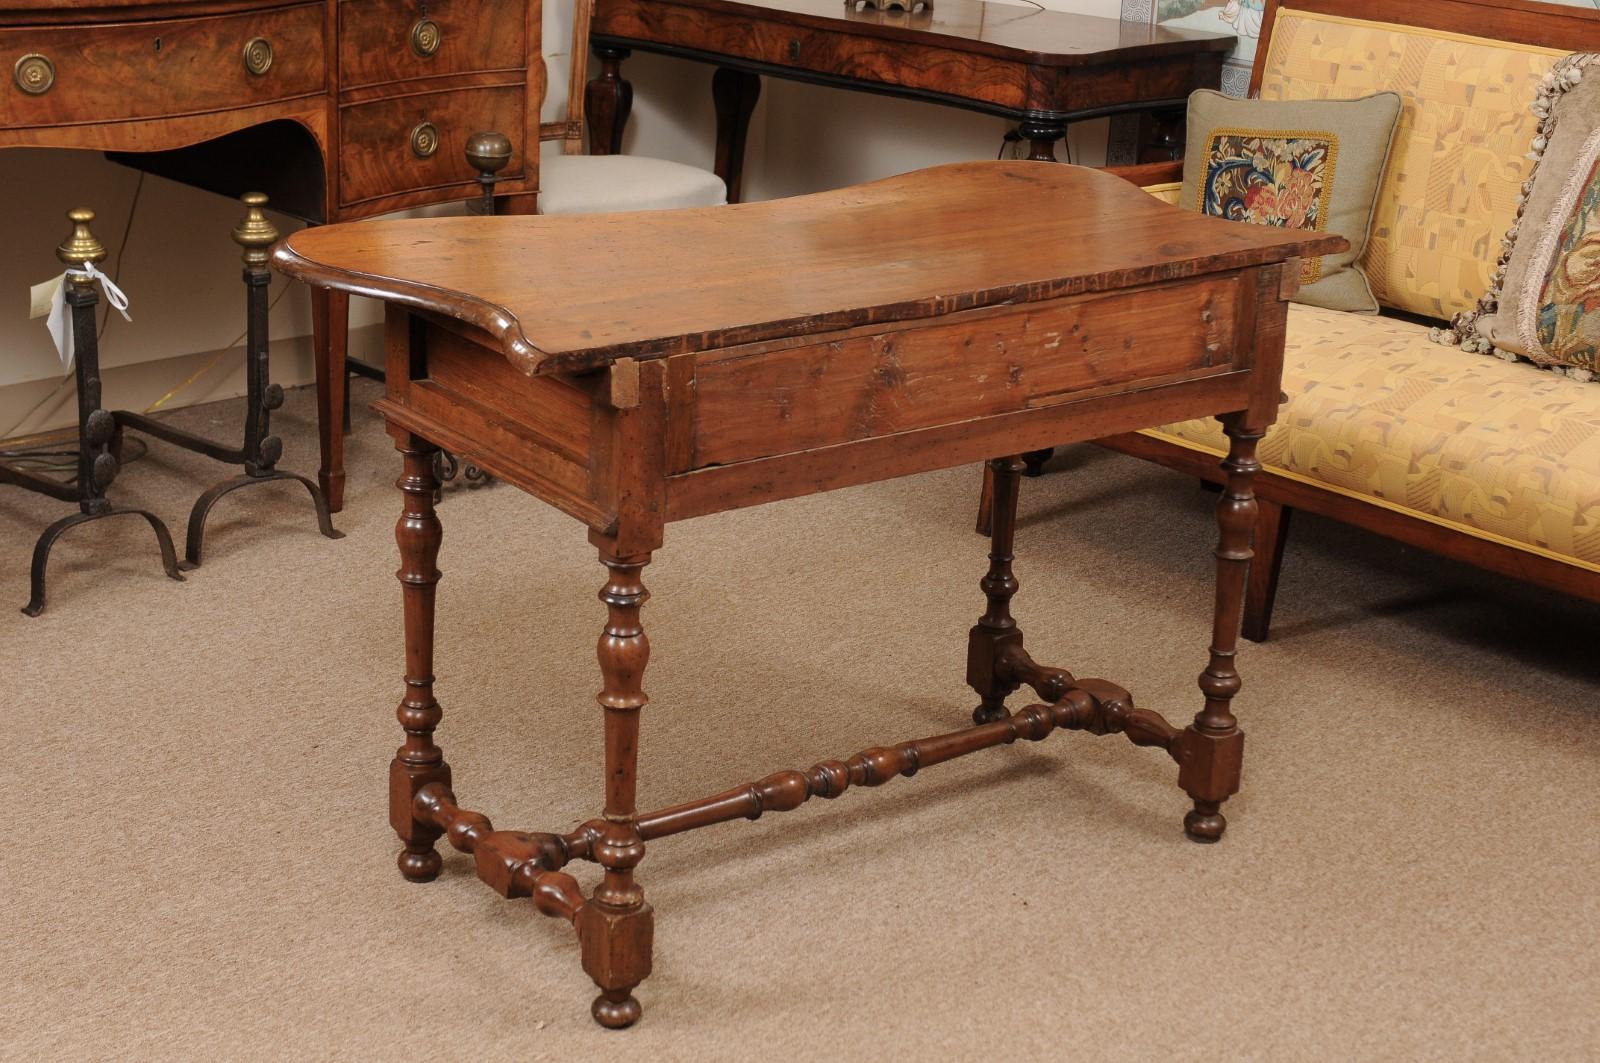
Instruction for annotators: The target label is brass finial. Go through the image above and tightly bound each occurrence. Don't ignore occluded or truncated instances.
[464,131,513,177]
[465,132,513,216]
[232,191,278,267]
[57,208,107,285]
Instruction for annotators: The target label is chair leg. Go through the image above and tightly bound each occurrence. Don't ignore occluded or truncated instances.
[1242,498,1292,643]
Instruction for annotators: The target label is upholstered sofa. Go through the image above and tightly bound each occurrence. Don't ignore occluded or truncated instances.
[1095,0,1600,640]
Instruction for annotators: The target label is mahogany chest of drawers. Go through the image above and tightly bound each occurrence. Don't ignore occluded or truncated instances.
[1,0,543,221]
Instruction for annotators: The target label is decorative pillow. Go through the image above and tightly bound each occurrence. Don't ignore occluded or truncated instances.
[1440,55,1599,383]
[1181,89,1403,313]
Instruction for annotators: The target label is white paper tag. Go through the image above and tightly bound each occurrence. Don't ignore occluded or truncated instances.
[28,272,63,321]
[33,265,133,376]
[45,275,74,375]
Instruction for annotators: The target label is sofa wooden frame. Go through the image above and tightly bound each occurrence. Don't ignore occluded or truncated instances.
[1093,0,1600,641]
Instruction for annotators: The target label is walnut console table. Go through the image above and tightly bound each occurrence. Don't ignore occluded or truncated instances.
[587,0,1234,200]
[272,162,1340,1028]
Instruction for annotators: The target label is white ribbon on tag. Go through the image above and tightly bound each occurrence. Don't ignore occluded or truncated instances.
[31,262,132,374]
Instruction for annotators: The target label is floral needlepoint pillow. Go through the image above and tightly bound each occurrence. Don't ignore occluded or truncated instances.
[1440,55,1600,383]
[1181,89,1403,313]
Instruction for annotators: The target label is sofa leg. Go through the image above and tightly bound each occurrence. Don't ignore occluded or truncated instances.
[1243,498,1292,643]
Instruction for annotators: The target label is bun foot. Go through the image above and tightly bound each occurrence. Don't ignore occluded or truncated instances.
[592,990,642,1029]
[398,845,442,882]
[1184,802,1226,843]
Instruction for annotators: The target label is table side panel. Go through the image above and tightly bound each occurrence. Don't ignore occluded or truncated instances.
[691,276,1240,469]
[381,313,606,528]
[667,263,1290,521]
[1,3,325,128]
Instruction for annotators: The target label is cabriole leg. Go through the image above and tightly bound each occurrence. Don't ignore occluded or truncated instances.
[1178,419,1259,842]
[390,436,451,881]
[580,550,654,1029]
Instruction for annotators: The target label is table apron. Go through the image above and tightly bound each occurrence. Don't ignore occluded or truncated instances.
[591,33,1204,123]
[664,368,1253,521]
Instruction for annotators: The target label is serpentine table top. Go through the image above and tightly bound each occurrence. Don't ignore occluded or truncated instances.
[271,161,1344,1029]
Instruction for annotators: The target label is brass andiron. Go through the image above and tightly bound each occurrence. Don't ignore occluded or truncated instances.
[1,209,185,616]
[465,130,513,216]
[107,192,344,568]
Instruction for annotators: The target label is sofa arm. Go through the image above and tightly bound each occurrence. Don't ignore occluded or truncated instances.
[1104,161,1183,187]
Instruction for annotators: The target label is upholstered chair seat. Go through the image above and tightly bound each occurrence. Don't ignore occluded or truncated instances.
[538,153,727,215]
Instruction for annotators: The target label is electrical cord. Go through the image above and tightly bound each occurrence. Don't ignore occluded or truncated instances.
[0,435,148,484]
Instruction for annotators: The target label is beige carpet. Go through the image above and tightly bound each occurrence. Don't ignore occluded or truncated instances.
[4,380,1597,1062]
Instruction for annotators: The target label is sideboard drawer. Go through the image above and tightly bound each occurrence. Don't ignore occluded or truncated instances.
[1,3,324,128]
[338,0,527,90]
[339,85,525,206]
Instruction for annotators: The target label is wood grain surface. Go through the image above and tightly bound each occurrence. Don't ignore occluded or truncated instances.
[597,0,1236,66]
[273,161,1345,376]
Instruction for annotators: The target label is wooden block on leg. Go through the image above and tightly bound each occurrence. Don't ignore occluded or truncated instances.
[579,901,654,1029]
[390,758,451,881]
[1176,725,1244,843]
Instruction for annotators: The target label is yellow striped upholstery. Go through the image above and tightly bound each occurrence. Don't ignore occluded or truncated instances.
[1146,304,1600,570]
[1258,10,1565,321]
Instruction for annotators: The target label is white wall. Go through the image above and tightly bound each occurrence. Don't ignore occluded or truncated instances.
[1,0,1118,438]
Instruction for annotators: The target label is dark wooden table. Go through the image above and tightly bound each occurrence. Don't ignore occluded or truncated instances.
[587,0,1234,199]
[272,161,1340,1028]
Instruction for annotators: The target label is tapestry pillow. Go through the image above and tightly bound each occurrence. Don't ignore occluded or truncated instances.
[1181,89,1403,313]
[1442,55,1600,383]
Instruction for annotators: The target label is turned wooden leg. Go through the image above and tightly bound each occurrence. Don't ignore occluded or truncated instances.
[1242,498,1292,644]
[389,437,451,881]
[580,550,654,1028]
[968,456,1026,724]
[312,287,349,513]
[712,67,761,203]
[585,46,633,156]
[1019,116,1066,162]
[1178,420,1259,842]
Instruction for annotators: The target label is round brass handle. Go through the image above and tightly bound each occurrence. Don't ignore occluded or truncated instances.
[410,18,442,58]
[14,53,55,96]
[410,121,440,159]
[242,36,274,76]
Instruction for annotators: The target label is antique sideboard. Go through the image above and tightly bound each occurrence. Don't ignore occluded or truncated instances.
[2,0,545,510]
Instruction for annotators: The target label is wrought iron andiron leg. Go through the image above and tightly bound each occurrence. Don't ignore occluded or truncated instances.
[179,193,343,569]
[16,209,182,616]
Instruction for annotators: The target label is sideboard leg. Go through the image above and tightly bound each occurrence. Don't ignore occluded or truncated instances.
[312,287,349,513]
[1179,419,1259,842]
[390,436,451,881]
[581,549,655,1028]
[968,455,1026,724]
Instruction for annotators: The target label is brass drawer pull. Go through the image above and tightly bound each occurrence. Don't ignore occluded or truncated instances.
[243,36,274,76]
[410,121,440,159]
[14,53,56,95]
[410,18,442,58]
